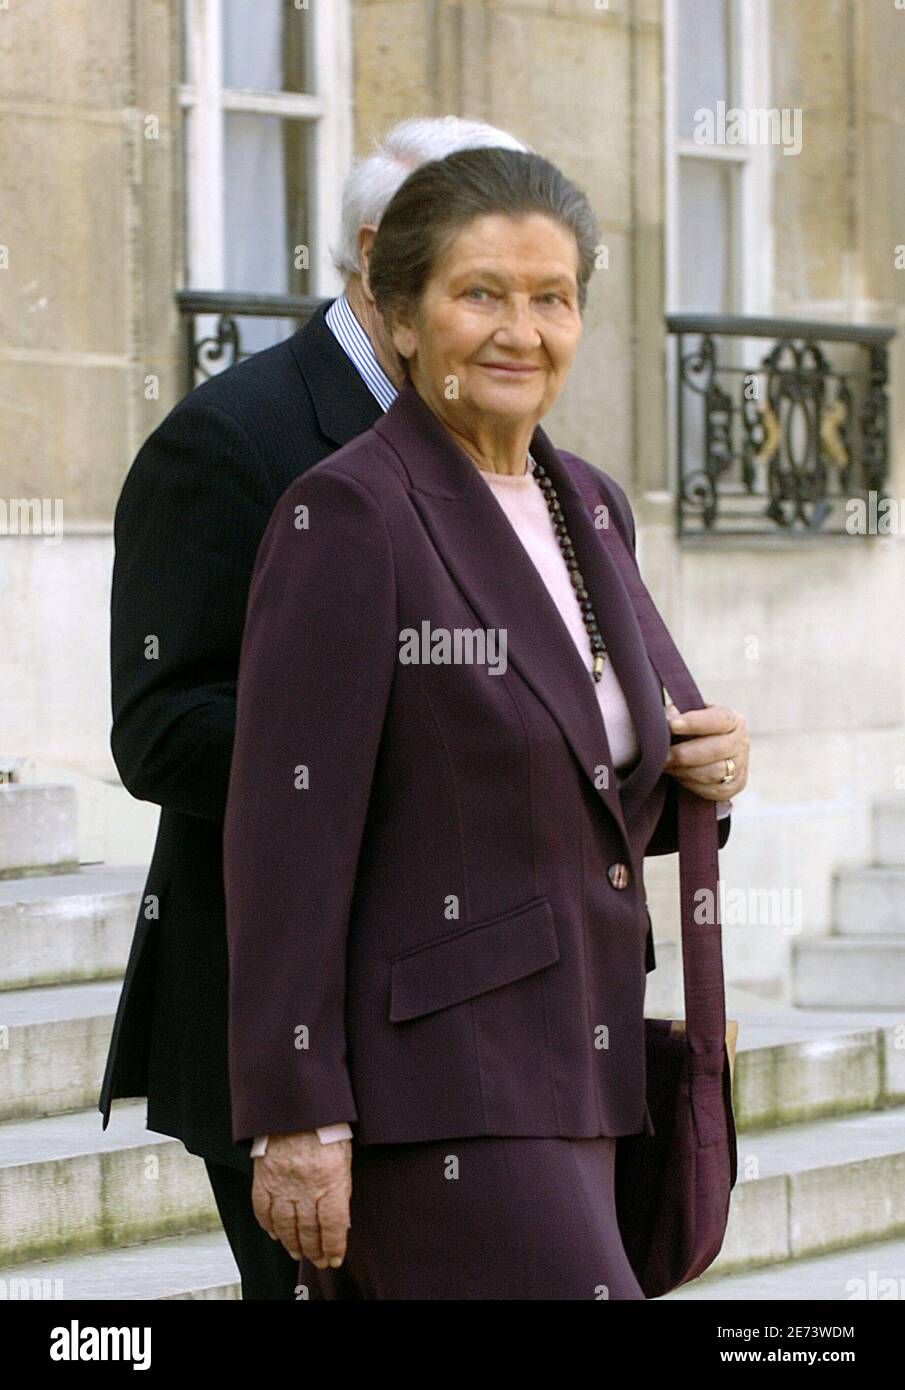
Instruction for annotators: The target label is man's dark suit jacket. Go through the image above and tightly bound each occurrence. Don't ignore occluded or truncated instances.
[224,380,731,1148]
[100,300,728,1171]
[99,302,384,1168]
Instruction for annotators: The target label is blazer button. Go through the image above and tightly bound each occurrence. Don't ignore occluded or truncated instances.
[607,862,631,889]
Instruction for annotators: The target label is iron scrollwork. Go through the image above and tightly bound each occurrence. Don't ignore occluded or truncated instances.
[668,314,894,537]
[177,291,326,396]
[195,315,241,380]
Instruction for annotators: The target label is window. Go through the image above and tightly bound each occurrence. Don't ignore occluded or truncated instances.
[664,0,772,316]
[664,0,773,494]
[180,0,351,353]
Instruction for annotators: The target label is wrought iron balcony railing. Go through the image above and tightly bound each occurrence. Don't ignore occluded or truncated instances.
[177,290,326,396]
[666,314,895,539]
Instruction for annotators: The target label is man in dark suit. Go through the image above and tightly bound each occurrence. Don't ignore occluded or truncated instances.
[98,117,535,1300]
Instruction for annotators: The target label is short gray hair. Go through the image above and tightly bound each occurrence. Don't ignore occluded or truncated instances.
[331,116,531,279]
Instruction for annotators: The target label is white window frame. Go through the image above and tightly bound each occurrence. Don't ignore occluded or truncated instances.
[179,0,352,295]
[663,0,774,495]
[664,0,773,316]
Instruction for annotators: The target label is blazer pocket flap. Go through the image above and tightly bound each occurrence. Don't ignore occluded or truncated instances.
[389,896,559,1023]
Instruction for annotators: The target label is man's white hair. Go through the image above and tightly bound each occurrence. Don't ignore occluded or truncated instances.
[331,115,531,279]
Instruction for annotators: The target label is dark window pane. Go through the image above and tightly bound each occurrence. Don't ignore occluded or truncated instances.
[676,0,732,140]
[677,156,735,313]
[222,0,310,93]
[223,111,312,351]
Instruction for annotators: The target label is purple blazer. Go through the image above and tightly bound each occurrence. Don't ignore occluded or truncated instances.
[224,381,729,1146]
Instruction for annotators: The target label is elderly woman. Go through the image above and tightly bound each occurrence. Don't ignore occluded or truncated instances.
[223,148,748,1301]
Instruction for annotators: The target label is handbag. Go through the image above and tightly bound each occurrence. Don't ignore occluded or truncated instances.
[572,467,739,1299]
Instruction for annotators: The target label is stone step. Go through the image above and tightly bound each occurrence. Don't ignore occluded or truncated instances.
[2,1051,904,1292]
[0,866,144,990]
[2,980,900,1133]
[713,1103,905,1275]
[872,797,905,868]
[0,784,79,879]
[663,1233,905,1300]
[791,936,905,1008]
[0,1231,240,1301]
[7,1105,905,1299]
[0,1102,220,1265]
[834,865,905,935]
[0,981,120,1120]
[731,1010,905,1128]
[2,997,900,1282]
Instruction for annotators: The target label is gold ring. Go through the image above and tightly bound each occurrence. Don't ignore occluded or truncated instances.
[721,757,735,785]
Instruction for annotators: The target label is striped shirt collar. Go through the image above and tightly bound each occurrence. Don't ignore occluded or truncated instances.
[325,291,398,412]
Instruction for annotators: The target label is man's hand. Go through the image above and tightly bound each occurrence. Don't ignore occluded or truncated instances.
[663,702,749,802]
[251,1130,352,1269]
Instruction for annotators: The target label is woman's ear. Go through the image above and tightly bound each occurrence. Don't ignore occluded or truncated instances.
[390,314,417,365]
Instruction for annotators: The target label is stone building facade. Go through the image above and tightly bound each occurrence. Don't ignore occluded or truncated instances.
[2,0,904,1005]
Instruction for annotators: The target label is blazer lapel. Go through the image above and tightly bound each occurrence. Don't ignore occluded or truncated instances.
[374,384,671,856]
[528,425,672,830]
[289,299,384,446]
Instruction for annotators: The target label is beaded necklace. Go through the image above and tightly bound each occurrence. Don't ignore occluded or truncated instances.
[479,448,609,683]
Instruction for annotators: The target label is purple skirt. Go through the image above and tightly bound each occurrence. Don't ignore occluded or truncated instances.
[299,1134,645,1301]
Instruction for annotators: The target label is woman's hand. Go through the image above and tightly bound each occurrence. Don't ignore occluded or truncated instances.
[251,1131,352,1269]
[663,702,749,802]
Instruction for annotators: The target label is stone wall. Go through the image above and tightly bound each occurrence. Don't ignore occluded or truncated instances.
[1,0,905,1002]
[0,0,181,779]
